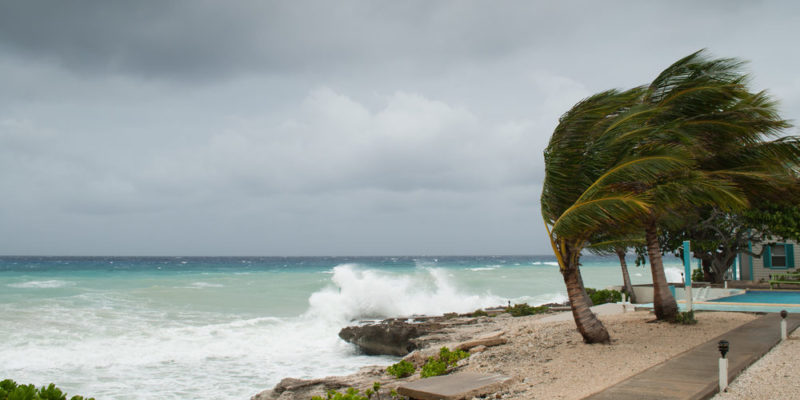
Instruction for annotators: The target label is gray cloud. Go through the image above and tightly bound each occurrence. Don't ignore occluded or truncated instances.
[0,1,798,255]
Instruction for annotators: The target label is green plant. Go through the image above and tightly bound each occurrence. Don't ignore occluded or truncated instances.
[505,303,549,317]
[0,380,94,400]
[420,347,469,378]
[589,289,622,305]
[674,311,698,325]
[470,309,488,317]
[386,360,415,378]
[312,387,368,400]
[311,382,407,400]
[692,268,705,282]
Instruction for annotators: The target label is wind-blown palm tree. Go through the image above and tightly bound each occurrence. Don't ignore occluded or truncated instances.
[542,50,791,330]
[542,87,690,342]
[624,51,791,320]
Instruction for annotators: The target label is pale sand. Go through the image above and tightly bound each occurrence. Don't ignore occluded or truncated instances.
[459,310,755,399]
[254,308,759,399]
[711,329,800,400]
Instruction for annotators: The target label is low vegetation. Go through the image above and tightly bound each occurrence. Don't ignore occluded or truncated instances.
[420,347,469,378]
[505,303,549,317]
[586,288,622,305]
[674,311,698,325]
[469,309,489,317]
[692,268,705,283]
[385,360,415,378]
[0,380,94,400]
[311,382,406,400]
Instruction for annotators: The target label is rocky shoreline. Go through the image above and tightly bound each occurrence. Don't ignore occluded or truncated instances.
[252,308,757,400]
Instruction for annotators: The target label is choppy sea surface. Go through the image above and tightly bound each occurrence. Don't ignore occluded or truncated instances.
[0,255,685,399]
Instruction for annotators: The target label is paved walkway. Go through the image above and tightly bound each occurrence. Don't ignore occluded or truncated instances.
[585,312,800,400]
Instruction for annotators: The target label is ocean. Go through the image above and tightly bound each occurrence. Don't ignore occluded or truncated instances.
[0,255,685,399]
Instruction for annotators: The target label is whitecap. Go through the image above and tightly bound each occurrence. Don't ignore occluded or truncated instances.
[188,282,224,289]
[468,264,501,271]
[305,264,503,322]
[8,280,73,289]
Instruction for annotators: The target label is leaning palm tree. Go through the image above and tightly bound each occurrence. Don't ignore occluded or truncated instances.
[543,50,792,334]
[623,51,791,320]
[542,87,690,342]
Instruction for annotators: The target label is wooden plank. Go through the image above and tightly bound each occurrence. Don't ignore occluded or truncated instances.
[584,313,800,400]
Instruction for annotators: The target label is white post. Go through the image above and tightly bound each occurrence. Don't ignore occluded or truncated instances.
[719,358,728,392]
[685,286,693,311]
[781,310,788,341]
[781,319,787,340]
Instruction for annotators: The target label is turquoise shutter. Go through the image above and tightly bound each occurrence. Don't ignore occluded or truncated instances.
[787,244,795,269]
[764,245,772,268]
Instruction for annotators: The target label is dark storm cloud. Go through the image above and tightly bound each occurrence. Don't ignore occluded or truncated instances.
[1,1,798,256]
[0,1,674,81]
[0,1,486,80]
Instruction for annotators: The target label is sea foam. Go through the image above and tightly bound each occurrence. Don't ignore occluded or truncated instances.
[306,264,504,321]
[8,280,73,289]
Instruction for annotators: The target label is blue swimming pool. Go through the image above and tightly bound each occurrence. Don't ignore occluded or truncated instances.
[710,290,800,304]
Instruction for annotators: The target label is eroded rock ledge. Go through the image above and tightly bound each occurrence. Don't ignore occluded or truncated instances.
[337,317,450,356]
[252,315,512,400]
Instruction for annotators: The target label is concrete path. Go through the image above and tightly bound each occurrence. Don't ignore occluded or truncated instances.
[585,313,800,400]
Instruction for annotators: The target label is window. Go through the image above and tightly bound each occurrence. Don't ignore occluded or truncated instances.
[765,243,795,269]
[771,245,786,268]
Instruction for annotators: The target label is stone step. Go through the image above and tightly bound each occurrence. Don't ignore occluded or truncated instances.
[397,372,512,400]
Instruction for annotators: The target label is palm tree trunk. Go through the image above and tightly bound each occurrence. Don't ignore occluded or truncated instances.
[644,217,678,321]
[561,249,610,343]
[615,247,637,303]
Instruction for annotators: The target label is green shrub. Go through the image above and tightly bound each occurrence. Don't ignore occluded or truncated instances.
[420,357,447,378]
[470,309,488,317]
[386,360,415,378]
[674,311,698,325]
[589,289,622,305]
[420,347,469,378]
[692,268,705,282]
[311,382,406,400]
[505,303,549,317]
[0,380,94,400]
[312,387,369,400]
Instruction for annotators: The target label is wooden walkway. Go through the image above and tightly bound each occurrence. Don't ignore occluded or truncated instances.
[585,312,800,400]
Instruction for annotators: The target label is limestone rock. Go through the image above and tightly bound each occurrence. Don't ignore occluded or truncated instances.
[339,319,445,356]
[455,331,507,351]
[250,377,350,400]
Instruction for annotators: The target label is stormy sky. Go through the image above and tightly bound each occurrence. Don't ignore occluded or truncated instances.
[1,1,798,256]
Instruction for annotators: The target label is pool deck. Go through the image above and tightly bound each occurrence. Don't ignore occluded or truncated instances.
[677,300,800,313]
[584,312,800,400]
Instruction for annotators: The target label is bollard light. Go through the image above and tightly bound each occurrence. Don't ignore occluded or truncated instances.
[718,340,729,392]
[781,310,788,340]
[718,340,729,358]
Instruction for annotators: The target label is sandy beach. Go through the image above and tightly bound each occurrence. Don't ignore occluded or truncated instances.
[254,308,758,399]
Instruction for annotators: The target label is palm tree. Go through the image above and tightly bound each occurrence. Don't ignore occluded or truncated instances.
[627,51,791,320]
[587,232,644,304]
[543,50,790,326]
[542,87,690,342]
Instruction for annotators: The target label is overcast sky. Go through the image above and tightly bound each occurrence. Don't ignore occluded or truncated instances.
[1,1,798,256]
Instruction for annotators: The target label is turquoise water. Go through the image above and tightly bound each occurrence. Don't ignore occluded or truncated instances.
[0,255,684,399]
[710,290,800,304]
